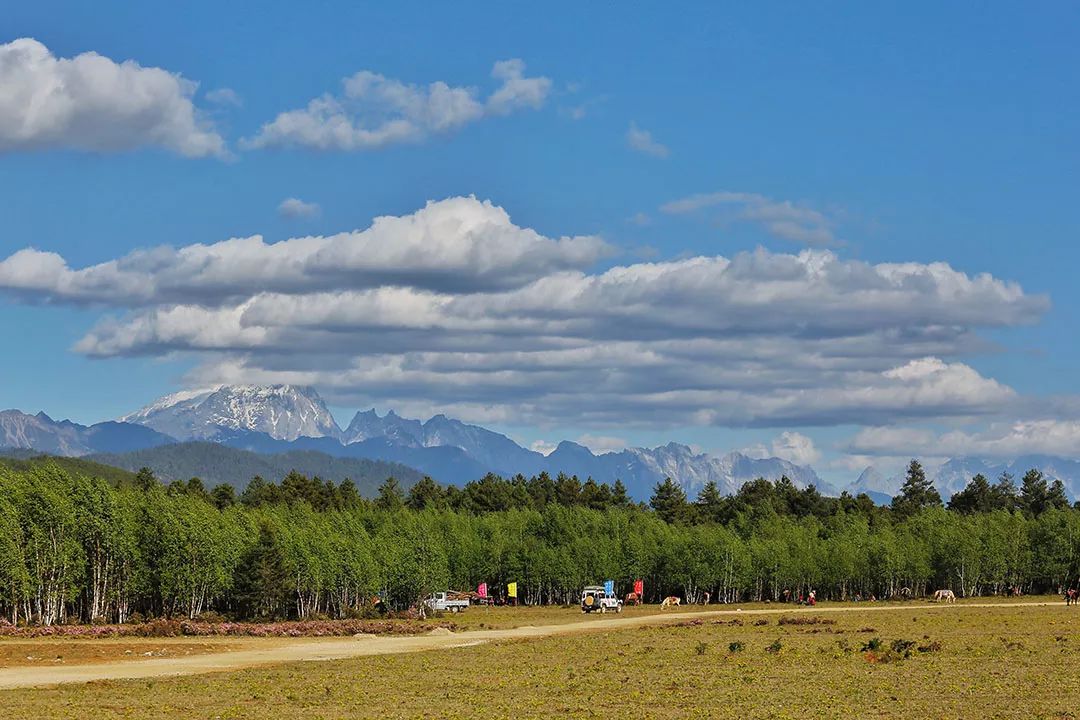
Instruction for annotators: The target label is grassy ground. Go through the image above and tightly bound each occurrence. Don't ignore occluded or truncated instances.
[4,599,1078,719]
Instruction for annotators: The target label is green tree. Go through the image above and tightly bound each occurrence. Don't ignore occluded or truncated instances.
[375,477,405,511]
[232,522,291,619]
[407,476,443,511]
[650,477,689,524]
[1020,469,1049,516]
[948,474,993,514]
[891,460,941,518]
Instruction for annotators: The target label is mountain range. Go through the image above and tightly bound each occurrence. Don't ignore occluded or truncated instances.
[3,383,1080,501]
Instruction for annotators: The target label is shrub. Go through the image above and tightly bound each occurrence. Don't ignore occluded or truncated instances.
[728,641,745,653]
[778,616,836,626]
[695,641,708,656]
[765,639,783,654]
[860,637,883,652]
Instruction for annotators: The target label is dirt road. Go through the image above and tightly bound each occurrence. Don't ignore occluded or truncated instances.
[0,601,1055,690]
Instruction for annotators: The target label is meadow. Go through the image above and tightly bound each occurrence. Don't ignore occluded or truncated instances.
[3,599,1077,719]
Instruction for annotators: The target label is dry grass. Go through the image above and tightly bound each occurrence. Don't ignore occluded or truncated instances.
[0,636,254,668]
[4,599,1078,719]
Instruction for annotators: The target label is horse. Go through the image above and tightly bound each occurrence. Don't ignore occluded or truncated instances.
[624,591,640,606]
[1065,589,1078,606]
[932,589,956,603]
[660,596,681,609]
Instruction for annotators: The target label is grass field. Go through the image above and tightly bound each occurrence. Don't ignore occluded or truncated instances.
[3,599,1078,719]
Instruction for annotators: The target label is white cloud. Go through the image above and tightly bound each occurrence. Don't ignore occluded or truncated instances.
[277,197,320,219]
[577,434,629,454]
[243,59,550,151]
[0,38,225,157]
[205,87,242,107]
[627,212,651,226]
[626,122,669,158]
[530,440,558,456]
[0,196,610,304]
[486,59,552,115]
[662,191,837,246]
[770,431,821,465]
[847,420,1080,460]
[0,196,1049,430]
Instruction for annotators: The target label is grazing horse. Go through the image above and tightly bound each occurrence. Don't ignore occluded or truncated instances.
[624,591,641,606]
[1066,589,1078,606]
[660,596,681,609]
[932,589,957,603]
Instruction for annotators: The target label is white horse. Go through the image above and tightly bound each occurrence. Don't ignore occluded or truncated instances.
[932,589,956,603]
[660,596,681,609]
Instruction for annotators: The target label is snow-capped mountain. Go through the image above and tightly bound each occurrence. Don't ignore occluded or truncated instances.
[123,385,342,442]
[848,455,1080,501]
[341,410,829,498]
[0,410,174,456]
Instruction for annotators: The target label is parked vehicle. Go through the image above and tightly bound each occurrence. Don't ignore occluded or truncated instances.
[424,591,470,613]
[581,585,623,613]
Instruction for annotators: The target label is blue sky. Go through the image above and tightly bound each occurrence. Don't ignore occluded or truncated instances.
[1,2,1077,483]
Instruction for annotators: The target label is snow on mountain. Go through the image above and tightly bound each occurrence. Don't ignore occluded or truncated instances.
[342,410,830,499]
[343,409,423,446]
[124,385,342,442]
[847,455,1080,501]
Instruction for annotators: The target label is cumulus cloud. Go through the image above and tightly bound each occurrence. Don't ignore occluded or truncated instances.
[0,195,1049,430]
[277,197,320,219]
[662,191,837,246]
[0,196,610,304]
[243,59,550,151]
[846,420,1080,460]
[0,38,225,157]
[769,432,822,465]
[530,440,558,456]
[205,87,242,107]
[626,122,669,157]
[577,434,629,454]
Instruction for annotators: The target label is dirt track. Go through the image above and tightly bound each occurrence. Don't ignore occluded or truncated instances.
[0,601,1056,690]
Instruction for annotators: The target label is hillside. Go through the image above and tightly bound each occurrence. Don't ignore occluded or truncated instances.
[89,442,425,495]
[0,449,138,486]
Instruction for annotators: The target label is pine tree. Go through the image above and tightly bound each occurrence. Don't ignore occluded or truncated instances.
[406,476,443,511]
[695,480,724,523]
[650,477,689,524]
[375,476,405,511]
[1020,468,1049,516]
[610,479,631,508]
[134,467,157,492]
[948,474,992,514]
[233,524,291,620]
[891,460,941,518]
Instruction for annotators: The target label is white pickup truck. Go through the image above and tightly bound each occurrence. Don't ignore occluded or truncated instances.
[424,591,470,613]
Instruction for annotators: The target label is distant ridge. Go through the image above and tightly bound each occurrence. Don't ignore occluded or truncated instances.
[88,441,424,494]
[7,383,1079,501]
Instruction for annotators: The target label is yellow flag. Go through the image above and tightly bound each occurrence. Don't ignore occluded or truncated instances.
[507,582,518,598]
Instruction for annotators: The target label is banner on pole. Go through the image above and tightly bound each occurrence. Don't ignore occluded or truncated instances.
[604,579,614,595]
[507,582,518,598]
[633,579,644,597]
[478,582,487,598]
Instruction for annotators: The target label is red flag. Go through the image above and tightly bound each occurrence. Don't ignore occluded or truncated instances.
[634,579,643,597]
[477,582,488,598]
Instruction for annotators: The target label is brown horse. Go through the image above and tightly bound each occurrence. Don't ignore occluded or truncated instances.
[624,591,641,606]
[1066,589,1078,606]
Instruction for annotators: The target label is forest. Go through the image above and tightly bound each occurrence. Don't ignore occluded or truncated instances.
[0,460,1078,626]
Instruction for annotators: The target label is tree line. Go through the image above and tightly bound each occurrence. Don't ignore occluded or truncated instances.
[0,460,1077,626]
